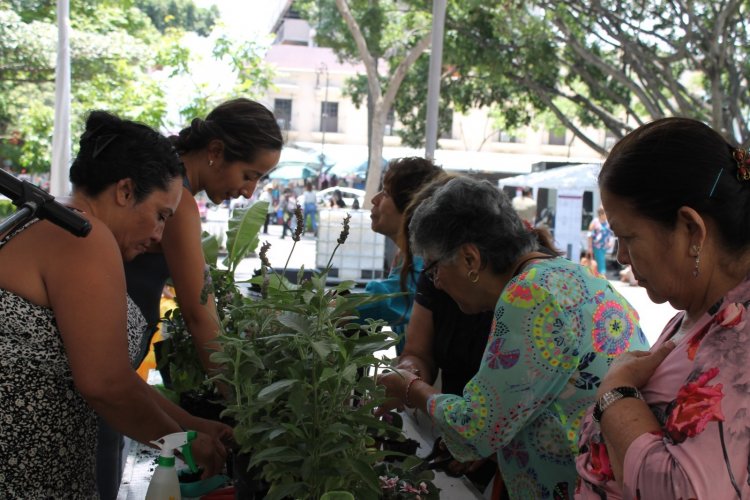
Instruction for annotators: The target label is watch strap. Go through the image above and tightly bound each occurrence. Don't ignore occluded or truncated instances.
[593,386,644,423]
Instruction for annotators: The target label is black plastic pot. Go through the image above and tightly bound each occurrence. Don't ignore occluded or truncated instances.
[232,452,270,499]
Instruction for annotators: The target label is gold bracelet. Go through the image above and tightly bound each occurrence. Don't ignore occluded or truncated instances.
[404,376,423,408]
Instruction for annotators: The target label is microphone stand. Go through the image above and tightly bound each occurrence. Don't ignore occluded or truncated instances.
[0,169,91,237]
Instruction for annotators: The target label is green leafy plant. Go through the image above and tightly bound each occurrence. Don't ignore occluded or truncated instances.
[206,206,437,499]
[162,201,438,498]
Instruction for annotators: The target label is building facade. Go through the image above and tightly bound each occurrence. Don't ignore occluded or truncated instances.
[262,4,607,177]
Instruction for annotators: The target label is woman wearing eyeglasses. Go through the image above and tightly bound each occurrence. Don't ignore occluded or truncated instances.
[378,175,647,499]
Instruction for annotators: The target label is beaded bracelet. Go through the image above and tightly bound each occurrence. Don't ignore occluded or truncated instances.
[404,376,423,408]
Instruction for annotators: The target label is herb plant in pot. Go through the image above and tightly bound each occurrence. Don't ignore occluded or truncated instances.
[210,208,438,499]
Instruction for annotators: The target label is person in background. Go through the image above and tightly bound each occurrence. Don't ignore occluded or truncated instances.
[330,188,346,208]
[395,172,497,492]
[259,184,275,234]
[118,98,281,497]
[280,188,298,239]
[587,206,614,278]
[378,176,647,499]
[356,157,443,354]
[302,181,318,235]
[511,186,537,225]
[576,117,750,499]
[0,111,231,498]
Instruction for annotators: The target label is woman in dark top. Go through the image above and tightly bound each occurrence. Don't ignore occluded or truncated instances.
[395,172,497,491]
[411,272,493,395]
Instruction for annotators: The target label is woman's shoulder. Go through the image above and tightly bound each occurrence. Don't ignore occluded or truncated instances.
[43,215,122,266]
[520,257,631,303]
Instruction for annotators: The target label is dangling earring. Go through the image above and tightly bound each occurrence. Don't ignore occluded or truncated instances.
[467,270,479,283]
[691,245,701,277]
[209,159,214,168]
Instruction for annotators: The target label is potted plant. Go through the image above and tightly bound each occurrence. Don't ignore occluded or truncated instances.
[167,201,439,499]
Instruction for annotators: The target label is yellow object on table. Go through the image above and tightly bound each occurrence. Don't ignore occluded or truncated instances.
[135,294,177,381]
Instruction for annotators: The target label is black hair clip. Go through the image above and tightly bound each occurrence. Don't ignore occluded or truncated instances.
[93,134,118,158]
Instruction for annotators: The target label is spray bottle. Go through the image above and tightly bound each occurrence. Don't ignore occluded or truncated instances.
[145,430,198,500]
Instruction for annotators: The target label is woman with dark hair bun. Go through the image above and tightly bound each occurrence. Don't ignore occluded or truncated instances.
[97,98,281,496]
[125,98,282,373]
[577,117,750,499]
[0,111,231,498]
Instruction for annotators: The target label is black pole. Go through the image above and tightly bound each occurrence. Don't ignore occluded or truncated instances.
[0,169,91,237]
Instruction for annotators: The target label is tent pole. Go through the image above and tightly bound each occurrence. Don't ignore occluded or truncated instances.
[50,0,71,197]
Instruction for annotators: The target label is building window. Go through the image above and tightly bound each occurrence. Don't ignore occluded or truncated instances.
[498,131,517,143]
[274,99,292,131]
[320,101,338,133]
[384,108,396,136]
[439,109,453,139]
[547,129,566,145]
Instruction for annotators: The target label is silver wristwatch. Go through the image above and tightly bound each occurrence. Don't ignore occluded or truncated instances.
[593,386,644,423]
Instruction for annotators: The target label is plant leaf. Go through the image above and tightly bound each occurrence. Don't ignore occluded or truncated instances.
[201,231,220,266]
[311,340,333,360]
[249,446,303,466]
[349,458,380,493]
[222,201,267,270]
[265,482,305,500]
[277,312,310,334]
[258,379,298,402]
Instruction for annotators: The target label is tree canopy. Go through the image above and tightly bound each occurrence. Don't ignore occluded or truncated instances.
[300,0,750,156]
[296,0,433,205]
[0,0,271,173]
[418,0,750,153]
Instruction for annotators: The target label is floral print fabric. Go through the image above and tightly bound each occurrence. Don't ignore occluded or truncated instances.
[0,220,146,497]
[576,274,750,499]
[426,257,647,499]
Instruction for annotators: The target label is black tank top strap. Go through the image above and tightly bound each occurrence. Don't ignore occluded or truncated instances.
[0,218,41,249]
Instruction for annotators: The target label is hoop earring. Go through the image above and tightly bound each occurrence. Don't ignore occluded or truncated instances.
[467,270,479,283]
[691,245,701,277]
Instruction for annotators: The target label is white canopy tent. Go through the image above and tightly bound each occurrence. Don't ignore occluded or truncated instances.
[498,162,602,194]
[499,163,603,261]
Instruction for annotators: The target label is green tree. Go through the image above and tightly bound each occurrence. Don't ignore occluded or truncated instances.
[0,2,167,171]
[399,0,750,154]
[135,0,218,36]
[296,0,433,206]
[0,0,271,173]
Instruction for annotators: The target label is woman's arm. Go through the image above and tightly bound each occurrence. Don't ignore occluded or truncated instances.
[46,221,180,442]
[161,189,222,376]
[45,221,227,474]
[595,342,674,485]
[397,301,437,383]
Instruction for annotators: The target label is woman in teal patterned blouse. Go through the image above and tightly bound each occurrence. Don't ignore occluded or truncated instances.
[377,176,648,499]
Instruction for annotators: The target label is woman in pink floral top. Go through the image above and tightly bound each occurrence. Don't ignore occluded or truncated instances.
[576,117,750,499]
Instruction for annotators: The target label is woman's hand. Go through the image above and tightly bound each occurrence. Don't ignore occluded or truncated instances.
[183,418,234,478]
[189,429,231,479]
[598,341,675,397]
[375,369,416,416]
[190,417,235,449]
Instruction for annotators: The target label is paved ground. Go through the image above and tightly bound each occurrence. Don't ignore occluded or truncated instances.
[229,222,676,347]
